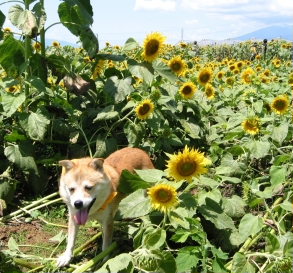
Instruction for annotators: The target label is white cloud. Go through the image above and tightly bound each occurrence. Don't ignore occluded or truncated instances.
[181,0,293,17]
[185,19,199,25]
[134,0,176,11]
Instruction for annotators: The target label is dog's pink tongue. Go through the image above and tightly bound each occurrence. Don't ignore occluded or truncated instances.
[74,209,88,225]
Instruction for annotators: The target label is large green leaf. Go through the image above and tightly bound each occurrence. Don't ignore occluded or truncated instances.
[27,107,50,140]
[1,92,26,117]
[124,121,145,146]
[143,228,166,250]
[104,76,134,103]
[128,59,154,84]
[8,5,36,36]
[123,37,140,51]
[93,105,119,122]
[222,195,246,218]
[270,123,288,144]
[62,0,93,25]
[176,246,200,272]
[29,53,47,83]
[238,213,263,243]
[269,165,286,187]
[135,169,164,182]
[0,11,5,40]
[232,252,255,273]
[156,250,176,273]
[4,143,38,173]
[79,25,99,59]
[244,140,271,159]
[152,59,178,83]
[0,35,25,73]
[118,170,153,194]
[58,2,88,35]
[94,137,117,158]
[26,75,46,92]
[96,253,133,273]
[118,189,151,218]
[198,198,236,230]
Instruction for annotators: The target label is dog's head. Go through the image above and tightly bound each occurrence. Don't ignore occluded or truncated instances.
[59,158,110,225]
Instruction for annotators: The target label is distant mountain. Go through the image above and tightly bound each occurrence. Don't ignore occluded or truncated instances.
[45,38,77,47]
[231,25,292,41]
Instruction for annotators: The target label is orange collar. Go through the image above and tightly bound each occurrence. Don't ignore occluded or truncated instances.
[98,192,117,211]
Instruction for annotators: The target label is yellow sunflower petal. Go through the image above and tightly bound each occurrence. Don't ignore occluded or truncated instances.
[165,145,210,182]
[135,99,154,120]
[148,184,178,213]
[142,32,166,62]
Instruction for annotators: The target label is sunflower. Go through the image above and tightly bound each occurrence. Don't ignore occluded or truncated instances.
[263,69,270,77]
[197,67,213,86]
[225,76,235,86]
[178,82,196,99]
[33,42,41,51]
[272,58,281,68]
[92,59,106,80]
[255,66,262,72]
[6,85,20,93]
[52,41,60,47]
[263,102,271,112]
[135,99,154,120]
[83,56,91,63]
[228,64,236,71]
[259,74,269,84]
[204,83,215,100]
[271,94,289,115]
[216,71,225,80]
[179,42,187,48]
[47,76,55,86]
[242,89,257,105]
[168,56,186,76]
[165,146,211,182]
[236,61,244,69]
[148,184,178,213]
[142,32,166,62]
[241,117,260,135]
[3,27,11,33]
[241,67,255,84]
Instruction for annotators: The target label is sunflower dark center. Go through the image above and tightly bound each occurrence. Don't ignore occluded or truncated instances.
[274,100,285,110]
[182,86,192,95]
[146,40,159,55]
[205,88,213,96]
[172,63,181,71]
[155,189,171,203]
[139,103,150,115]
[200,73,210,83]
[177,161,197,176]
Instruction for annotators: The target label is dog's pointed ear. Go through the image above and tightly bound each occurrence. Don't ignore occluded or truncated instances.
[59,160,75,173]
[90,158,104,171]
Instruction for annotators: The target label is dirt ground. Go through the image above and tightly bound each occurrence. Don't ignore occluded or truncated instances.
[0,220,53,247]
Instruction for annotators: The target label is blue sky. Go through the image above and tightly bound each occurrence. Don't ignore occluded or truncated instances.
[1,0,292,47]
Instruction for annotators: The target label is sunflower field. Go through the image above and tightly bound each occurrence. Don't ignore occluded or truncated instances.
[0,1,292,272]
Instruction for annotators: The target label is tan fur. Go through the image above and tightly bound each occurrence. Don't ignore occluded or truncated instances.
[56,147,154,267]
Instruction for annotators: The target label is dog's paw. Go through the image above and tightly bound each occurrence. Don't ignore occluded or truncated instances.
[56,252,72,268]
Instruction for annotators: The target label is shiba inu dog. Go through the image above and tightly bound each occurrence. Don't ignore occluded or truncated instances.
[56,147,154,267]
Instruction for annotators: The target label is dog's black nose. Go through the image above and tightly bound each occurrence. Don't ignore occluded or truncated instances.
[74,200,83,209]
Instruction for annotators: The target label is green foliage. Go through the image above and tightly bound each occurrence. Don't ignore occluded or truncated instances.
[0,1,292,272]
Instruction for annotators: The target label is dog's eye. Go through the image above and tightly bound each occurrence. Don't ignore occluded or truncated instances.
[85,185,93,191]
[68,187,75,193]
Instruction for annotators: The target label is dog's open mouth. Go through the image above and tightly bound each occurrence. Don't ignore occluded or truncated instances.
[74,198,96,225]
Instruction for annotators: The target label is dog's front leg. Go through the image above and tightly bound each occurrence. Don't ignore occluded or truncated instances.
[57,214,79,267]
[101,218,114,251]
